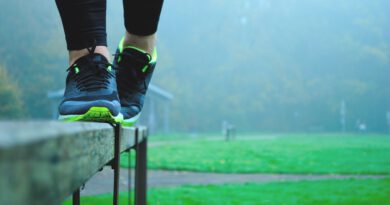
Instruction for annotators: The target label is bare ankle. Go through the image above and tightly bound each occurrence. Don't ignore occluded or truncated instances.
[69,46,110,65]
[123,32,156,55]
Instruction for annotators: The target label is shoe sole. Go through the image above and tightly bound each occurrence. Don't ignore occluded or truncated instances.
[59,106,123,123]
[121,112,141,127]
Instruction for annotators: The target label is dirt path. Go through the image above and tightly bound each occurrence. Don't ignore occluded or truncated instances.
[81,167,389,196]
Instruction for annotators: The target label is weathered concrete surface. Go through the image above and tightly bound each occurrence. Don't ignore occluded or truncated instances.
[0,121,141,205]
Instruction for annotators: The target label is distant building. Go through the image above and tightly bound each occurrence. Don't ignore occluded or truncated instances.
[48,84,173,133]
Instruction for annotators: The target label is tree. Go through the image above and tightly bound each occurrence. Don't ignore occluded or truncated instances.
[0,65,24,119]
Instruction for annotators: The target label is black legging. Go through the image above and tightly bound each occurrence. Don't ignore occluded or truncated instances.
[55,0,164,50]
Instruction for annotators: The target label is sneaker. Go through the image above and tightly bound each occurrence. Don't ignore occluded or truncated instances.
[113,38,157,126]
[58,48,123,123]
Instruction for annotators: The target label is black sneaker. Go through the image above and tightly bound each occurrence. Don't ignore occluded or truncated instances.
[58,47,123,123]
[113,38,157,126]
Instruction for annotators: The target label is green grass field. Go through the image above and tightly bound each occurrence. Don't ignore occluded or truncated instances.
[61,133,390,205]
[121,133,390,174]
[62,178,390,205]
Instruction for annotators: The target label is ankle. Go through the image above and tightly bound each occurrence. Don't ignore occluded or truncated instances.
[123,32,156,55]
[69,46,110,65]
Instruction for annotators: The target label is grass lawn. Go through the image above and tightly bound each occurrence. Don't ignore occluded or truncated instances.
[121,133,390,174]
[62,178,390,205]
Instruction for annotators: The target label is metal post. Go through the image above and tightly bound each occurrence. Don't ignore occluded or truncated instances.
[340,100,346,133]
[134,129,148,205]
[163,102,170,133]
[113,124,121,205]
[72,188,80,205]
[386,111,390,134]
[148,99,156,134]
[128,149,132,205]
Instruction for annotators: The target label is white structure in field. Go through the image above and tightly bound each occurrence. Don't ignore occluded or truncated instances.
[386,111,390,133]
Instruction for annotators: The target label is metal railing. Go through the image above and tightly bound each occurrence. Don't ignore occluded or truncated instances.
[0,121,148,205]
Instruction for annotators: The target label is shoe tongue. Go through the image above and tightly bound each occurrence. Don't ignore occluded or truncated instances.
[75,53,108,65]
[90,53,109,63]
[122,47,151,65]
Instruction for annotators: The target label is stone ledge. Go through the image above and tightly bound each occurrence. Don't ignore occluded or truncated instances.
[0,121,144,205]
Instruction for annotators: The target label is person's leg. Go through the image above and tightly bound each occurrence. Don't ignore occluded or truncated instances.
[114,0,164,126]
[69,46,110,65]
[55,0,110,64]
[123,33,156,57]
[55,0,122,123]
[122,0,164,55]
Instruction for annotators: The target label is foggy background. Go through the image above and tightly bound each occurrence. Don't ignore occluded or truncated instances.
[0,0,389,133]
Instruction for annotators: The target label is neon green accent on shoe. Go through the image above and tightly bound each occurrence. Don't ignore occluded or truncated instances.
[120,112,141,127]
[141,48,158,73]
[141,65,148,73]
[59,107,123,123]
[117,37,158,66]
[74,66,80,74]
[118,37,125,54]
[150,47,157,63]
[121,120,136,127]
